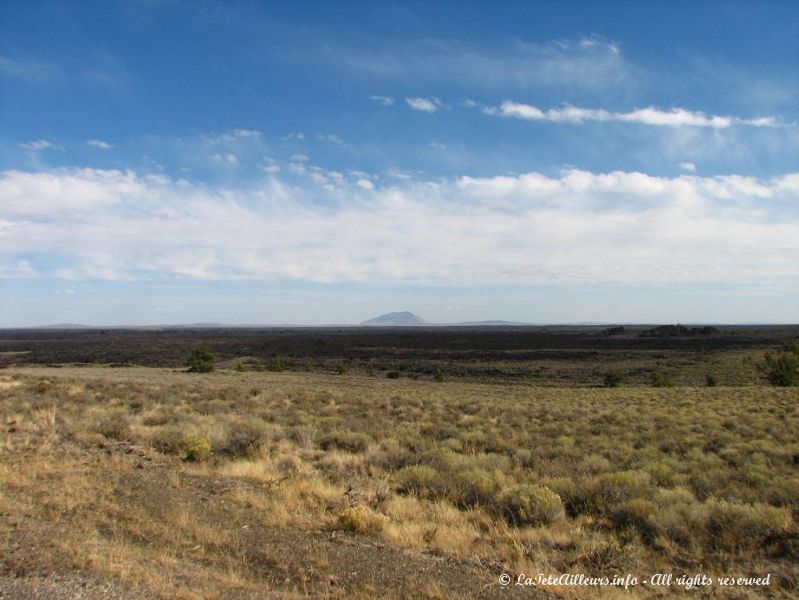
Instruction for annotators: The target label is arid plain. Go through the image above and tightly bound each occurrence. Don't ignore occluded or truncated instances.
[1,326,797,599]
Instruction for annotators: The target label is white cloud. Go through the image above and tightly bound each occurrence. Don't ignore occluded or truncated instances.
[0,168,145,217]
[483,101,781,128]
[370,95,394,106]
[0,259,37,279]
[385,168,413,180]
[679,162,697,173]
[2,167,797,287]
[211,152,238,164]
[355,179,374,190]
[19,139,56,151]
[232,129,262,138]
[316,133,345,145]
[87,139,113,150]
[406,97,443,113]
[203,129,263,145]
[578,35,620,55]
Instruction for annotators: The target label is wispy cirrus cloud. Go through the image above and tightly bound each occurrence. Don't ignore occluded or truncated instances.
[200,129,263,144]
[211,152,238,164]
[135,128,267,173]
[0,55,61,83]
[1,51,132,91]
[482,101,782,128]
[316,133,345,145]
[331,35,628,91]
[2,166,797,287]
[19,140,57,151]
[370,95,394,106]
[87,139,113,150]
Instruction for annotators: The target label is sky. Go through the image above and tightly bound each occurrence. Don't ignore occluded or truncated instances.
[1,0,798,326]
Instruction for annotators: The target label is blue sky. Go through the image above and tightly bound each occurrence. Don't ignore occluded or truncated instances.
[1,0,798,325]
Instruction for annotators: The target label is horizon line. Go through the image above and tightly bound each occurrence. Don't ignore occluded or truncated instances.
[3,321,799,329]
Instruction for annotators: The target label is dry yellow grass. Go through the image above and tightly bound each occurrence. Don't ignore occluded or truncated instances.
[1,365,796,598]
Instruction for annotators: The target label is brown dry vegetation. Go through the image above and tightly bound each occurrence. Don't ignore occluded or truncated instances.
[1,365,797,599]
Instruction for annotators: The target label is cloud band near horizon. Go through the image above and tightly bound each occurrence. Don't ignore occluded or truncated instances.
[1,166,797,287]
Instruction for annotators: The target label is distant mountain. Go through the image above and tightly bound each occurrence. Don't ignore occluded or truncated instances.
[360,311,427,326]
[36,323,96,329]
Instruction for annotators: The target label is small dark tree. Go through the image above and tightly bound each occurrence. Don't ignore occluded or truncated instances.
[603,326,625,336]
[651,371,674,388]
[603,371,623,387]
[187,346,214,373]
[705,373,718,387]
[268,355,286,372]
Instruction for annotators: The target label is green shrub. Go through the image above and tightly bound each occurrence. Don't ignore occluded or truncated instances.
[150,427,212,462]
[645,461,678,487]
[650,371,673,387]
[580,453,611,474]
[704,500,792,552]
[705,373,717,387]
[236,358,264,372]
[396,465,439,496]
[603,371,623,387]
[335,363,348,375]
[610,498,657,539]
[386,371,400,379]
[186,346,214,373]
[179,435,213,462]
[445,467,506,508]
[149,426,183,454]
[497,484,565,525]
[781,339,798,353]
[337,505,387,534]
[512,448,534,468]
[268,356,285,372]
[318,430,371,453]
[93,411,131,441]
[647,488,705,547]
[540,477,579,515]
[763,351,798,386]
[142,408,179,426]
[433,368,445,382]
[217,420,268,458]
[581,470,653,515]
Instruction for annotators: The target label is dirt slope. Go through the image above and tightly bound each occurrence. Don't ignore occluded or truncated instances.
[0,431,543,599]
